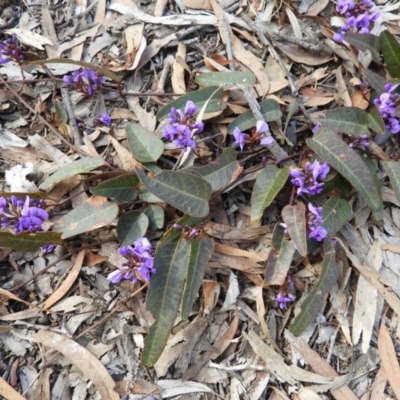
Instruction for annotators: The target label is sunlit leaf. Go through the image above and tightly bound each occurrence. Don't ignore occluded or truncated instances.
[181,238,214,320]
[307,130,381,210]
[143,237,191,366]
[195,71,256,87]
[251,166,289,225]
[344,32,380,63]
[117,211,149,247]
[0,231,62,252]
[186,148,241,192]
[322,197,352,236]
[91,173,138,202]
[320,108,370,136]
[53,196,118,239]
[39,156,104,191]
[367,106,386,134]
[282,203,307,257]
[380,31,400,78]
[143,205,165,230]
[126,123,164,162]
[290,240,338,336]
[156,86,226,120]
[382,161,400,205]
[136,168,211,218]
[228,99,282,134]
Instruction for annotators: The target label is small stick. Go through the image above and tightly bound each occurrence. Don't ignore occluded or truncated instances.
[61,87,83,147]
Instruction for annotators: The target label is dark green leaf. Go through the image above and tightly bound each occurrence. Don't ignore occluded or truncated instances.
[362,69,386,93]
[379,31,400,78]
[367,106,386,134]
[53,196,118,239]
[156,87,226,120]
[251,166,289,225]
[282,203,307,257]
[126,123,164,162]
[136,168,211,218]
[138,187,163,203]
[143,238,191,366]
[307,130,381,210]
[195,71,256,87]
[290,241,338,335]
[186,148,240,192]
[322,198,352,236]
[143,205,165,230]
[228,99,282,134]
[39,156,104,191]
[320,108,370,136]
[344,32,381,63]
[117,211,149,247]
[382,161,400,205]
[181,238,214,320]
[0,232,62,252]
[91,174,138,202]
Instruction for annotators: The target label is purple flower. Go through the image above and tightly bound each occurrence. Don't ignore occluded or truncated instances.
[276,275,295,309]
[40,244,55,254]
[290,160,330,196]
[232,127,249,151]
[109,238,156,284]
[95,113,112,126]
[0,36,24,65]
[307,203,328,241]
[63,68,106,96]
[374,83,400,134]
[312,124,322,133]
[348,134,370,147]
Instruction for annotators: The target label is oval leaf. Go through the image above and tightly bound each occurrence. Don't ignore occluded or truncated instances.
[344,32,381,63]
[91,173,138,202]
[322,197,352,236]
[382,161,400,205]
[228,99,282,134]
[0,231,62,252]
[143,205,165,230]
[39,156,104,191]
[320,107,370,136]
[126,123,164,162]
[307,130,381,210]
[181,238,214,320]
[156,87,226,121]
[282,203,307,257]
[380,31,400,78]
[367,106,386,134]
[117,211,149,247]
[195,71,256,87]
[290,240,338,336]
[143,237,191,366]
[362,69,386,94]
[53,196,118,239]
[136,168,211,218]
[251,166,289,225]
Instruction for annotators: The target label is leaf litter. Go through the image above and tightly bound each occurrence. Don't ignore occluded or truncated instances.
[0,0,399,399]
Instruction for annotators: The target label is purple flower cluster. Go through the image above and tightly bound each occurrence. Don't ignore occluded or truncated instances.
[276,275,295,309]
[333,0,380,43]
[233,120,274,151]
[373,83,400,134]
[163,101,204,151]
[107,238,156,284]
[63,68,106,96]
[94,113,112,127]
[307,203,328,241]
[290,160,330,196]
[0,196,49,234]
[0,36,24,65]
[348,134,370,147]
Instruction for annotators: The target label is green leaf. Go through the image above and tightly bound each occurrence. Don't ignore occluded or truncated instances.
[195,71,256,88]
[320,108,370,136]
[382,161,400,205]
[181,238,214,320]
[136,168,211,218]
[0,231,62,252]
[362,69,386,93]
[29,58,121,82]
[307,130,381,210]
[380,31,400,78]
[126,123,164,163]
[228,99,282,134]
[367,106,386,134]
[91,173,138,202]
[143,205,165,230]
[344,32,381,63]
[290,241,338,336]
[39,156,104,191]
[143,238,191,366]
[186,148,241,192]
[53,196,118,239]
[251,166,289,225]
[322,197,352,236]
[138,187,163,203]
[54,99,67,125]
[282,203,307,257]
[156,87,226,120]
[117,211,149,247]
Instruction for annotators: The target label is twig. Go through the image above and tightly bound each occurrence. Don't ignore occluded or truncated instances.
[61,87,83,147]
[221,18,235,72]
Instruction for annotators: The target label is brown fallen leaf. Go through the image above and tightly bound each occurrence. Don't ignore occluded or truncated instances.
[381,243,400,254]
[33,330,120,400]
[370,366,387,400]
[0,376,25,400]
